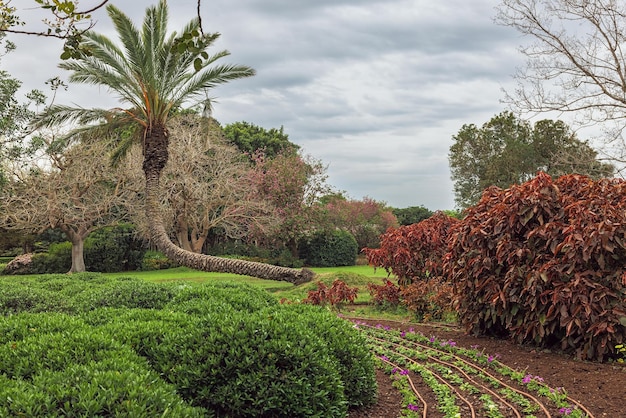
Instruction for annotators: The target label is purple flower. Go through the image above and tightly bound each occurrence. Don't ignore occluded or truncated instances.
[376,324,383,329]
[487,353,501,363]
[408,327,415,333]
[379,355,389,361]
[470,344,479,350]
[522,374,544,384]
[400,331,406,337]
[407,403,419,411]
[400,369,409,375]
[384,326,391,331]
[391,367,399,374]
[559,406,573,415]
[429,336,436,343]
[448,340,457,347]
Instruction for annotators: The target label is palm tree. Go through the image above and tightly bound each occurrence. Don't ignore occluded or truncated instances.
[36,1,313,284]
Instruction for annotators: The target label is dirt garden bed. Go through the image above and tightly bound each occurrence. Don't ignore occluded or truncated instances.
[347,317,626,418]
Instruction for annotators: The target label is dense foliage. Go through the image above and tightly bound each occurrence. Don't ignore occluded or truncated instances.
[321,196,398,249]
[0,275,377,416]
[299,229,358,267]
[446,172,626,361]
[449,112,614,209]
[223,121,299,159]
[9,225,146,274]
[392,205,433,226]
[364,212,459,285]
[302,280,359,309]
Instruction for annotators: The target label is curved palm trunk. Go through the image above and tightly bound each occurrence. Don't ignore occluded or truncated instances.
[142,126,313,284]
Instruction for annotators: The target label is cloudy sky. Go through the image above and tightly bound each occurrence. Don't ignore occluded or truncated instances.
[5,0,526,210]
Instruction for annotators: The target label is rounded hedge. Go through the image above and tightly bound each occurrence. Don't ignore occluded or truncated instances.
[299,229,358,267]
[0,278,377,416]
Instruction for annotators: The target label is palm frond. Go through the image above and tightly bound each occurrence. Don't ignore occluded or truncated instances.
[110,124,142,167]
[172,64,256,105]
[32,105,112,129]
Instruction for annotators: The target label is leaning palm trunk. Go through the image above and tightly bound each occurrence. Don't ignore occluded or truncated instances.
[143,127,313,284]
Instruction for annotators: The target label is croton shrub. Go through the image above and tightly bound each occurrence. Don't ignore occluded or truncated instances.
[364,211,459,285]
[364,212,459,318]
[445,172,626,361]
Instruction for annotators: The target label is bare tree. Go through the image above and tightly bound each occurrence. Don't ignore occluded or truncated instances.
[0,133,133,272]
[496,0,626,168]
[124,115,277,254]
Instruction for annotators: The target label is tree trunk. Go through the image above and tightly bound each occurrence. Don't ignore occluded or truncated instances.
[142,126,313,284]
[68,234,86,273]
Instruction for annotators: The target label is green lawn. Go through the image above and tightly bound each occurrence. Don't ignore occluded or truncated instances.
[102,265,394,301]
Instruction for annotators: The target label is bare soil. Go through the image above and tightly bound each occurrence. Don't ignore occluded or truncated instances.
[347,318,626,418]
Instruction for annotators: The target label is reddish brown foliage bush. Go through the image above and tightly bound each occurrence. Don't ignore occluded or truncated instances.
[445,172,626,361]
[303,280,358,308]
[364,212,459,285]
[400,280,455,321]
[367,280,401,306]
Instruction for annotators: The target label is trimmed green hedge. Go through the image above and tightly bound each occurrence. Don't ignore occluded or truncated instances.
[299,230,358,267]
[0,276,377,417]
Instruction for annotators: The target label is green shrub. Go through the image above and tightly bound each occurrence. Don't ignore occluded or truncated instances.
[140,250,178,270]
[0,285,71,315]
[300,230,358,267]
[71,278,176,311]
[0,313,203,417]
[142,309,347,417]
[167,281,278,313]
[29,242,72,274]
[84,224,146,272]
[0,279,372,417]
[278,304,378,408]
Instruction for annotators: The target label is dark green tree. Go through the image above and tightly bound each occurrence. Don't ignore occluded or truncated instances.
[392,205,433,226]
[449,112,614,209]
[223,121,299,159]
[35,1,313,283]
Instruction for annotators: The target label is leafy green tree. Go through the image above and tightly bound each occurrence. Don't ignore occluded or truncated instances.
[449,112,614,209]
[392,205,433,226]
[223,121,299,159]
[35,1,313,283]
[0,34,45,186]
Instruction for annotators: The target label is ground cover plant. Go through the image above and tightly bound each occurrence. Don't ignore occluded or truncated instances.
[0,274,377,417]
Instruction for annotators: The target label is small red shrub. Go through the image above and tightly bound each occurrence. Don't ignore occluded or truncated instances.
[367,280,401,306]
[400,280,454,321]
[303,280,358,309]
[364,212,459,285]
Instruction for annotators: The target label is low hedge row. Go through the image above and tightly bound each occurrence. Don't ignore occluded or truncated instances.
[0,276,377,417]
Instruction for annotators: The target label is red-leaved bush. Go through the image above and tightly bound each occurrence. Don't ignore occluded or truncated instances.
[303,280,358,309]
[445,172,626,361]
[400,280,455,321]
[364,212,459,285]
[367,280,401,307]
